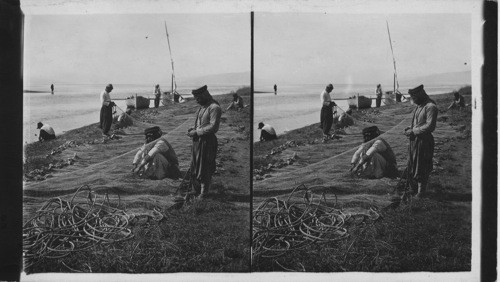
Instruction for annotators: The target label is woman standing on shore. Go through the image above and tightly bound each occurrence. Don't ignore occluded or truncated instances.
[320,83,336,143]
[404,84,438,198]
[99,84,115,137]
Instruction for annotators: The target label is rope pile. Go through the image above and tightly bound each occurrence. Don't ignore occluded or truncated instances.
[252,184,380,261]
[23,185,133,268]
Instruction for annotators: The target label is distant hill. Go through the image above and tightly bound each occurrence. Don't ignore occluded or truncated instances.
[400,70,471,86]
[184,71,250,85]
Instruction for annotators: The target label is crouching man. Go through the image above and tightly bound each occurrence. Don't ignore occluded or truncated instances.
[258,122,277,141]
[37,122,56,142]
[132,126,181,180]
[350,126,398,179]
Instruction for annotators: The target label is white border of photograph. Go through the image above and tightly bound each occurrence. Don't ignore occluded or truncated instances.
[20,0,483,281]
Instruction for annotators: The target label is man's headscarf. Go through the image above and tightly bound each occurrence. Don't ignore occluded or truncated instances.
[191,85,219,106]
[144,126,162,142]
[408,84,435,105]
[362,126,380,142]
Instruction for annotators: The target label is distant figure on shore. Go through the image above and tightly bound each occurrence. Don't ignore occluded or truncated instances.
[274,84,277,95]
[319,83,336,142]
[395,90,402,102]
[154,84,162,108]
[447,91,465,110]
[375,84,382,108]
[132,126,181,180]
[404,84,438,199]
[188,85,222,199]
[258,122,277,141]
[99,84,116,137]
[50,84,54,94]
[37,122,56,142]
[226,92,244,111]
[350,126,398,179]
[173,91,181,103]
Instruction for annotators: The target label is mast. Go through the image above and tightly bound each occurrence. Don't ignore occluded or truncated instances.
[164,21,177,93]
[386,21,399,94]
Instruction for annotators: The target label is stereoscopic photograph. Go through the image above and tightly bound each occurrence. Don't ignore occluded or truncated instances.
[252,10,478,275]
[21,5,251,275]
[1,0,486,281]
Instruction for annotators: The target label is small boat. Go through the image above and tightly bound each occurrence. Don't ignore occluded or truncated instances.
[347,94,372,109]
[126,94,150,109]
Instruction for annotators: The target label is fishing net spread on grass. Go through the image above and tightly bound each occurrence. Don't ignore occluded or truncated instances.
[252,184,380,261]
[23,185,134,268]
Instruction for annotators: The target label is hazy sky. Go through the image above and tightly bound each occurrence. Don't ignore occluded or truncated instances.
[255,13,471,86]
[24,13,250,86]
[22,0,479,90]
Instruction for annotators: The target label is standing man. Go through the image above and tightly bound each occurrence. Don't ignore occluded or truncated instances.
[375,84,383,108]
[395,90,402,102]
[274,84,277,95]
[404,85,438,198]
[154,84,161,108]
[188,85,222,199]
[320,83,336,142]
[50,84,54,94]
[36,122,56,142]
[99,84,116,137]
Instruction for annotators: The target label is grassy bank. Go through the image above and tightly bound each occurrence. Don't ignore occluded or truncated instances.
[252,86,472,271]
[24,87,251,273]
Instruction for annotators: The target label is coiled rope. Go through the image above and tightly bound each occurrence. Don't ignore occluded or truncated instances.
[23,185,134,268]
[252,184,380,261]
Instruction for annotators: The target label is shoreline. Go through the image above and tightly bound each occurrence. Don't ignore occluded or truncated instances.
[23,85,249,144]
[252,88,469,144]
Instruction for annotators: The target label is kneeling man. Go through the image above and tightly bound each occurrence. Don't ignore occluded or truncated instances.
[350,126,398,179]
[132,126,181,180]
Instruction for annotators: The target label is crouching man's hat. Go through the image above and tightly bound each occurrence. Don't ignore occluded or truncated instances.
[37,122,43,129]
[258,122,264,129]
[192,85,208,95]
[144,126,162,138]
[362,126,380,137]
[408,84,424,96]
